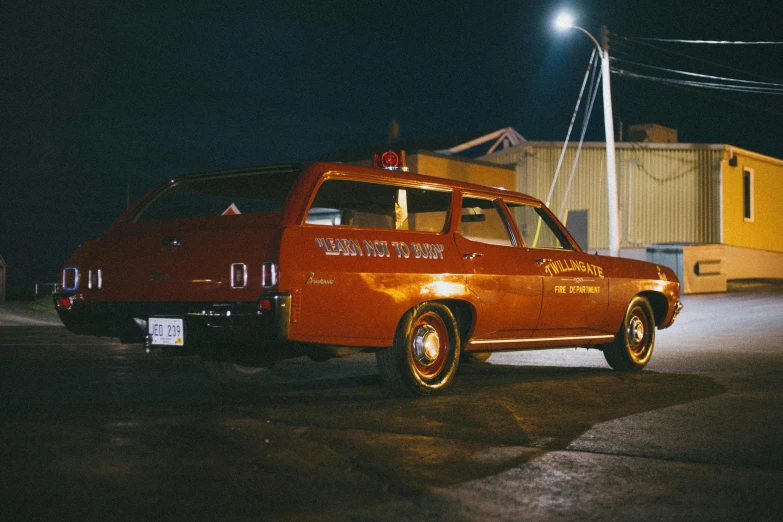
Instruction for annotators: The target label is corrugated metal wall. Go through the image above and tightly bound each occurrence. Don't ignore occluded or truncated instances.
[484,143,723,250]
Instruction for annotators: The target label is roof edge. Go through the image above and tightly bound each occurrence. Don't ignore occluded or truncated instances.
[495,141,728,151]
[726,145,783,167]
[483,141,783,165]
[414,149,516,171]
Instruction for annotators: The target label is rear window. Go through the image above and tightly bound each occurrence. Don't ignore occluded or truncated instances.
[305,178,451,232]
[130,166,303,222]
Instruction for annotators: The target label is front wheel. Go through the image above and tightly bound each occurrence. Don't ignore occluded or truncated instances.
[376,303,461,396]
[603,296,655,371]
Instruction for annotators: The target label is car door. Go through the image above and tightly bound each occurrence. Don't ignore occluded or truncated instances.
[454,195,542,348]
[504,201,610,339]
[288,175,466,346]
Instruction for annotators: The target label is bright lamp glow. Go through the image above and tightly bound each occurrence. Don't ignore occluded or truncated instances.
[554,12,574,31]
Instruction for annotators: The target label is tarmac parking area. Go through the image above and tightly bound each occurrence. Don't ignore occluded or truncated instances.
[1,282,781,520]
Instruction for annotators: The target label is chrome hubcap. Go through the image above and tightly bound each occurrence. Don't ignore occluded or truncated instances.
[629,316,645,345]
[413,325,440,366]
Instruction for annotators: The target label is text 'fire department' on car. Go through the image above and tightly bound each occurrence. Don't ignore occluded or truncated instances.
[55,150,682,396]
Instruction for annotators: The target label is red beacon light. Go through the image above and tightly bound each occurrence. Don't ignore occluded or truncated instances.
[373,149,409,172]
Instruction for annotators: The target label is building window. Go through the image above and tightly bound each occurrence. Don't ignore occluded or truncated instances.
[743,167,754,222]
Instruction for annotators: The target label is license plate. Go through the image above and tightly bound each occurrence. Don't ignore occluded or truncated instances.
[148,317,184,346]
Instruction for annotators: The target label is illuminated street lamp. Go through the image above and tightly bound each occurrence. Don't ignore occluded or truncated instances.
[555,12,621,257]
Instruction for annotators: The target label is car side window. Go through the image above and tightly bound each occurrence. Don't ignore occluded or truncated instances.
[458,197,515,247]
[305,178,451,232]
[505,201,574,250]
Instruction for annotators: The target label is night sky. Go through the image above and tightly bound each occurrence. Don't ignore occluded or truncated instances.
[2,0,782,298]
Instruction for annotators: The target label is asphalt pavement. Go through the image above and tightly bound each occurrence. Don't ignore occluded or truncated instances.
[0,300,63,326]
[0,282,781,521]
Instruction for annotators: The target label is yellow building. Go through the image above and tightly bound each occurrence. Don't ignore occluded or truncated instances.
[407,151,516,191]
[722,146,783,253]
[475,140,783,291]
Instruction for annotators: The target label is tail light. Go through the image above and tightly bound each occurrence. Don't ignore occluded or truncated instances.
[56,295,74,310]
[231,263,247,288]
[88,268,102,290]
[261,261,278,289]
[62,268,79,291]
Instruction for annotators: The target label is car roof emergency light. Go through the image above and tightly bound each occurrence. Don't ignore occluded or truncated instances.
[373,150,409,172]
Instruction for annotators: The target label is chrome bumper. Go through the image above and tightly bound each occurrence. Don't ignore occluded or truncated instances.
[54,293,291,345]
[671,299,684,324]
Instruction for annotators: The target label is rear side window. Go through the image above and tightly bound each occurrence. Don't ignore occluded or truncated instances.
[306,179,451,232]
[131,167,303,222]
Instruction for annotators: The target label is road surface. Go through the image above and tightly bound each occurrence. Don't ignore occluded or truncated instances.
[1,282,781,520]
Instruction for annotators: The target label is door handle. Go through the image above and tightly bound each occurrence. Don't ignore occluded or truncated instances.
[463,253,484,260]
[535,258,552,265]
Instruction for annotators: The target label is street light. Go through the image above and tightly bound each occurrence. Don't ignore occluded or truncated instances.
[555,13,621,257]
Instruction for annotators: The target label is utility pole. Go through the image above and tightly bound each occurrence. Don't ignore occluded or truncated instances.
[600,26,621,257]
[555,15,621,257]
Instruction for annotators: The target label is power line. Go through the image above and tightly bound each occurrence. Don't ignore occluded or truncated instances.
[611,34,782,83]
[611,57,783,88]
[623,37,783,45]
[608,31,783,117]
[613,68,783,117]
[613,68,783,94]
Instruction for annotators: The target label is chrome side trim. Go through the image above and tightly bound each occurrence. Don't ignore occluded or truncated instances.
[470,334,614,346]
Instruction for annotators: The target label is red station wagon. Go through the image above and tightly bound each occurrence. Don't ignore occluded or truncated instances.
[55,152,682,396]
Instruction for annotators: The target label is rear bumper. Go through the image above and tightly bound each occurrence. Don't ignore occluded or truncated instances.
[53,293,291,346]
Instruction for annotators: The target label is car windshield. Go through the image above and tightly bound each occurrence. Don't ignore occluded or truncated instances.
[129,166,303,222]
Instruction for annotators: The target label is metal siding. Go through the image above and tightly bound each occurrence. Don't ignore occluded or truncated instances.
[484,145,722,250]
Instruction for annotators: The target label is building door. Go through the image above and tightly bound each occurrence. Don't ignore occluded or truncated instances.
[565,209,588,251]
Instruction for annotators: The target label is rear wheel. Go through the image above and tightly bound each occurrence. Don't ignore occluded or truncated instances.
[376,303,461,396]
[603,296,655,371]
